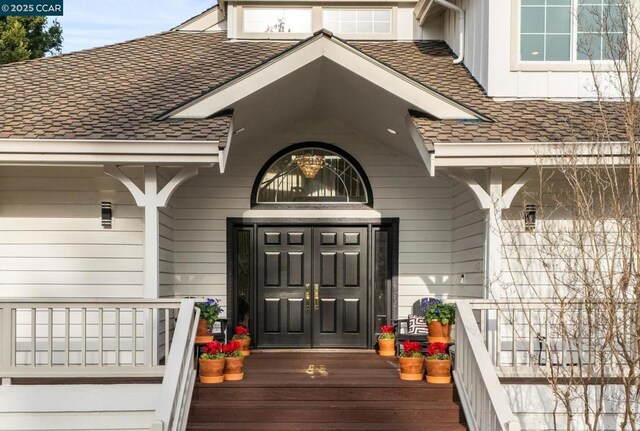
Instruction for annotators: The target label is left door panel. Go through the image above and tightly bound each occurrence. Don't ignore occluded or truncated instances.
[257,227,312,347]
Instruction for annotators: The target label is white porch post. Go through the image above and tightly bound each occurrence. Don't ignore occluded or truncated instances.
[447,167,535,363]
[105,163,201,365]
[144,165,160,299]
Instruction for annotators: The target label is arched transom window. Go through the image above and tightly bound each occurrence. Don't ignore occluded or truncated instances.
[254,146,371,205]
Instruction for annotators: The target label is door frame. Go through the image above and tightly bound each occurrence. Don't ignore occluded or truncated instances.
[226,218,399,348]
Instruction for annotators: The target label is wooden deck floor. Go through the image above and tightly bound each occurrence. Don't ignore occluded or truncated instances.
[188,351,468,431]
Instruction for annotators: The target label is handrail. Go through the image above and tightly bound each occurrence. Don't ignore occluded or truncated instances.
[151,298,199,431]
[0,298,183,381]
[454,300,521,431]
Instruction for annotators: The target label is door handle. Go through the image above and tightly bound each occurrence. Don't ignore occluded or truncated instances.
[314,284,320,310]
[305,284,311,310]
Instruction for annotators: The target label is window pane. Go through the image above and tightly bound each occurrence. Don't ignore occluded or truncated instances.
[605,5,623,32]
[522,0,545,5]
[603,32,624,59]
[577,32,603,59]
[243,8,312,33]
[548,0,570,5]
[521,34,545,60]
[374,230,390,333]
[578,5,602,32]
[546,34,571,60]
[236,230,251,328]
[521,7,545,33]
[547,7,571,33]
[322,8,392,35]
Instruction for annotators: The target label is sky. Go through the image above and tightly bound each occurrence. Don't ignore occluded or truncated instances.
[57,0,214,53]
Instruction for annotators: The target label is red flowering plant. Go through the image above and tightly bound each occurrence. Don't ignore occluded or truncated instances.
[232,325,250,340]
[426,342,450,360]
[399,340,423,358]
[379,325,395,340]
[200,340,224,360]
[222,340,243,358]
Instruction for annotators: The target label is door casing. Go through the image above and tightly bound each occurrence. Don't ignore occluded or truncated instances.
[226,218,399,349]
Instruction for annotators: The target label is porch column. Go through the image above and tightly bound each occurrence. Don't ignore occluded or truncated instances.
[447,167,535,363]
[105,164,200,298]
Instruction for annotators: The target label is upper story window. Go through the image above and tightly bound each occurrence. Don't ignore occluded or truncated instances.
[242,7,312,33]
[253,145,371,206]
[520,0,625,62]
[323,8,392,35]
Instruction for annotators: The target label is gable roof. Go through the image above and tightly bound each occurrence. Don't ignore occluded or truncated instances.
[165,30,487,122]
[0,30,627,146]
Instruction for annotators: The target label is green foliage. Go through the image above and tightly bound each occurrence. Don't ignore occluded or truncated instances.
[420,299,456,325]
[196,298,223,327]
[0,16,62,64]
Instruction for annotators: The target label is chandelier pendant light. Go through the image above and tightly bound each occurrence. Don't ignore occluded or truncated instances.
[295,154,325,179]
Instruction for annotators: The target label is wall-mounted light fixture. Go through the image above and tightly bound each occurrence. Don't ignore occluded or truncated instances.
[101,202,113,229]
[460,274,465,285]
[524,204,537,232]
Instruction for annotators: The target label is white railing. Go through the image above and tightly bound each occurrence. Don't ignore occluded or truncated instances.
[0,298,183,382]
[151,298,199,431]
[469,300,638,378]
[454,300,521,431]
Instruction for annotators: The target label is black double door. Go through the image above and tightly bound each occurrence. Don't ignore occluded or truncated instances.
[257,226,368,348]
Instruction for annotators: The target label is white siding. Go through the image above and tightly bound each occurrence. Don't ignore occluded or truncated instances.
[0,166,143,298]
[171,137,485,318]
[451,183,485,298]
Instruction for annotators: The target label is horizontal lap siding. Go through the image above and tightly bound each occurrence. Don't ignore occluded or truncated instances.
[172,140,457,318]
[0,166,144,298]
[451,183,485,299]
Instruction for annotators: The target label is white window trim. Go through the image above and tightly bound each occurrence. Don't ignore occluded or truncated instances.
[510,0,622,71]
[235,5,317,39]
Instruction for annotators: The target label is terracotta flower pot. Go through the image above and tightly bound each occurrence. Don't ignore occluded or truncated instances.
[195,319,213,344]
[428,321,451,343]
[378,338,396,357]
[234,337,251,356]
[398,356,424,381]
[425,358,452,384]
[224,356,245,381]
[199,358,224,384]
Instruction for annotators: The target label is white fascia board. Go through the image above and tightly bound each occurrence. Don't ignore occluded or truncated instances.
[168,35,481,121]
[0,138,220,165]
[434,141,630,167]
[173,6,226,31]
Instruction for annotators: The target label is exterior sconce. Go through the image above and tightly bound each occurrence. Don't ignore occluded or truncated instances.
[101,202,113,229]
[524,204,537,232]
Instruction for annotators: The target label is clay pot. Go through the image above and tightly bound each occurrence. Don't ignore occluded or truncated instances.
[224,356,245,381]
[377,338,396,357]
[428,321,451,343]
[235,337,251,356]
[425,358,452,384]
[398,357,424,381]
[199,358,224,384]
[195,319,213,344]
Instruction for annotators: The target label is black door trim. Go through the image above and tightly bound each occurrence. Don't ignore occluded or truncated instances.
[226,217,399,348]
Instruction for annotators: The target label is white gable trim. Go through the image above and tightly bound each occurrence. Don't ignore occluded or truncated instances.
[166,32,484,121]
[173,5,226,32]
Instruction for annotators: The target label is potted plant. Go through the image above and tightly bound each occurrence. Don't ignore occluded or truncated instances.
[222,340,245,381]
[397,340,424,381]
[232,325,251,356]
[421,298,456,343]
[377,325,396,357]
[195,298,223,344]
[425,342,452,384]
[198,341,225,384]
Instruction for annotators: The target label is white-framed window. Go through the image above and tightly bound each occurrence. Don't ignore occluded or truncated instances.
[519,0,625,62]
[242,7,312,34]
[323,8,392,35]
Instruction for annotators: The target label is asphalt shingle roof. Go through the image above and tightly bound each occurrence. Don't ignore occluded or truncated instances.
[0,30,628,145]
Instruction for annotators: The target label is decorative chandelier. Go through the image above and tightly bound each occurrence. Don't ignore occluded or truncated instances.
[295,154,325,179]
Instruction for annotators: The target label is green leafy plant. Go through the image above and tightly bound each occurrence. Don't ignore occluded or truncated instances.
[425,342,450,360]
[420,298,456,325]
[196,298,223,327]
